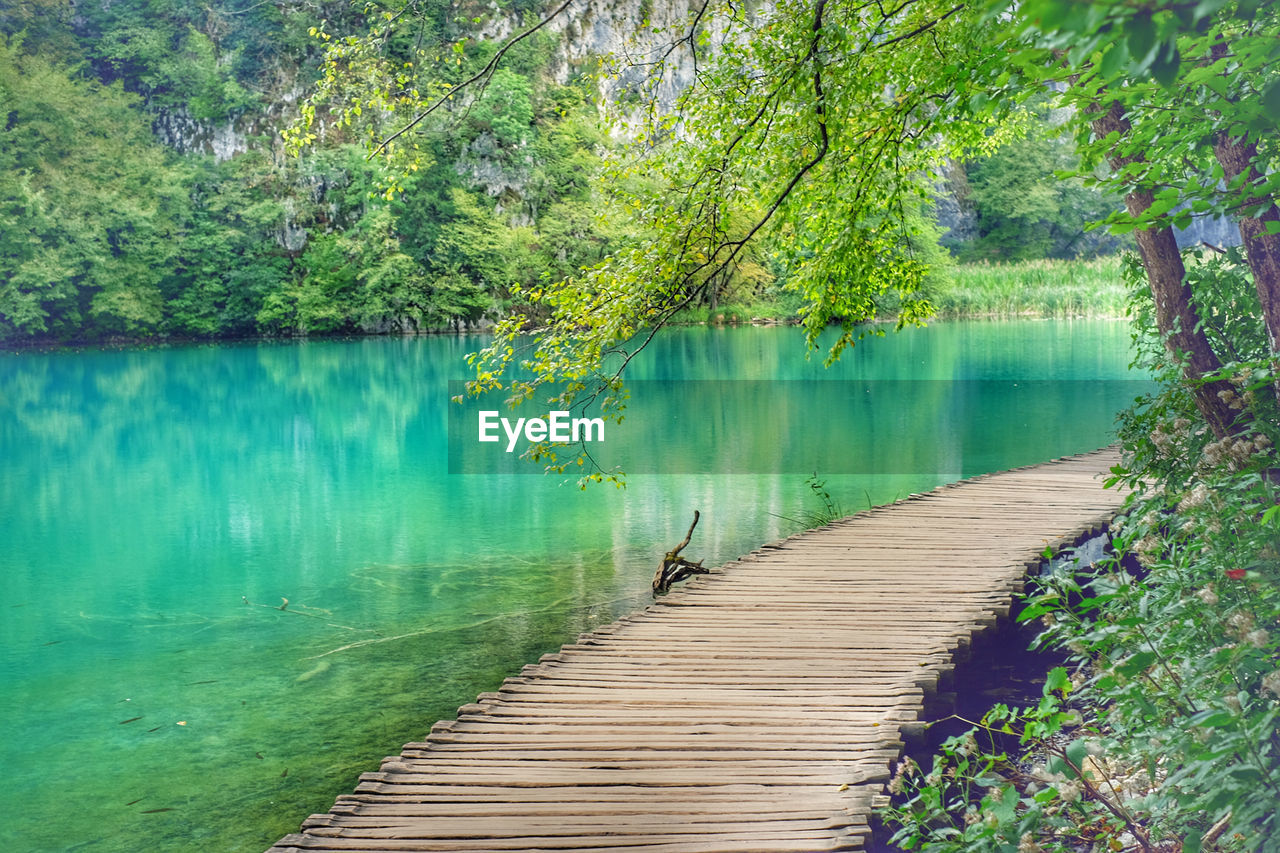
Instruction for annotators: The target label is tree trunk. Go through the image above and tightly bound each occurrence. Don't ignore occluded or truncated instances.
[1211,132,1280,357]
[1207,39,1280,357]
[1091,101,1238,438]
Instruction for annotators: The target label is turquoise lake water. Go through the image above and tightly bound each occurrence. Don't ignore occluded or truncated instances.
[0,321,1142,852]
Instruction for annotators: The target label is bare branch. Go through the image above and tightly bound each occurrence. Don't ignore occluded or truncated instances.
[653,510,707,594]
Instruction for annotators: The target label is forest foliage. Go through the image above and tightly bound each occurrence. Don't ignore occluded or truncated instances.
[0,0,1115,344]
[0,0,622,342]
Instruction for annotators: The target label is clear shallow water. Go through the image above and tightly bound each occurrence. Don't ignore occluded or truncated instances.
[0,321,1139,852]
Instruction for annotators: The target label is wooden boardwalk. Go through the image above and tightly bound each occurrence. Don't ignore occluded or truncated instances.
[270,447,1125,853]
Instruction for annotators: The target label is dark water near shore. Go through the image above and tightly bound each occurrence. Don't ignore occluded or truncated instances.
[0,321,1139,852]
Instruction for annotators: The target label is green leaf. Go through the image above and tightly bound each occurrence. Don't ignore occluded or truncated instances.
[1032,0,1085,33]
[1127,12,1156,66]
[1193,0,1229,18]
[1150,41,1182,87]
[1228,766,1264,783]
[1189,709,1233,727]
[1065,737,1088,769]
[1016,603,1053,623]
[1044,666,1071,696]
[1099,41,1130,79]
[1116,651,1156,676]
[1262,81,1280,122]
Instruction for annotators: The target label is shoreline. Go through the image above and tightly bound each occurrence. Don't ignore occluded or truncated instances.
[0,311,1130,354]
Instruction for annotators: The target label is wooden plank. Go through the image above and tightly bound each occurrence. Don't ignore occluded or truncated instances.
[272,838,864,853]
[334,783,881,799]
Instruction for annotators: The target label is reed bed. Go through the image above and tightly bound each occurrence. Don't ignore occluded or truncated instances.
[930,256,1127,318]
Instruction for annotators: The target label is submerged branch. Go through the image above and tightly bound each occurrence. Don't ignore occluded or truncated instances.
[653,510,708,594]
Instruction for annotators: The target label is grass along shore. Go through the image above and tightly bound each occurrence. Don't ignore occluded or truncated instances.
[668,256,1129,325]
[929,256,1127,319]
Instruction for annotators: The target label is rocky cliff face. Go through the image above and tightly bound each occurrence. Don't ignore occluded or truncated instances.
[150,83,306,161]
[454,0,708,215]
[152,108,249,161]
[476,0,700,103]
[1173,214,1241,249]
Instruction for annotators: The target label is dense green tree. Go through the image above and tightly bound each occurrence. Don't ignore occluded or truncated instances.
[948,108,1124,262]
[468,68,535,146]
[1015,0,1278,436]
[75,0,341,119]
[0,0,79,56]
[162,152,291,336]
[0,41,183,339]
[440,0,1027,473]
[0,0,627,344]
[17,0,1246,352]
